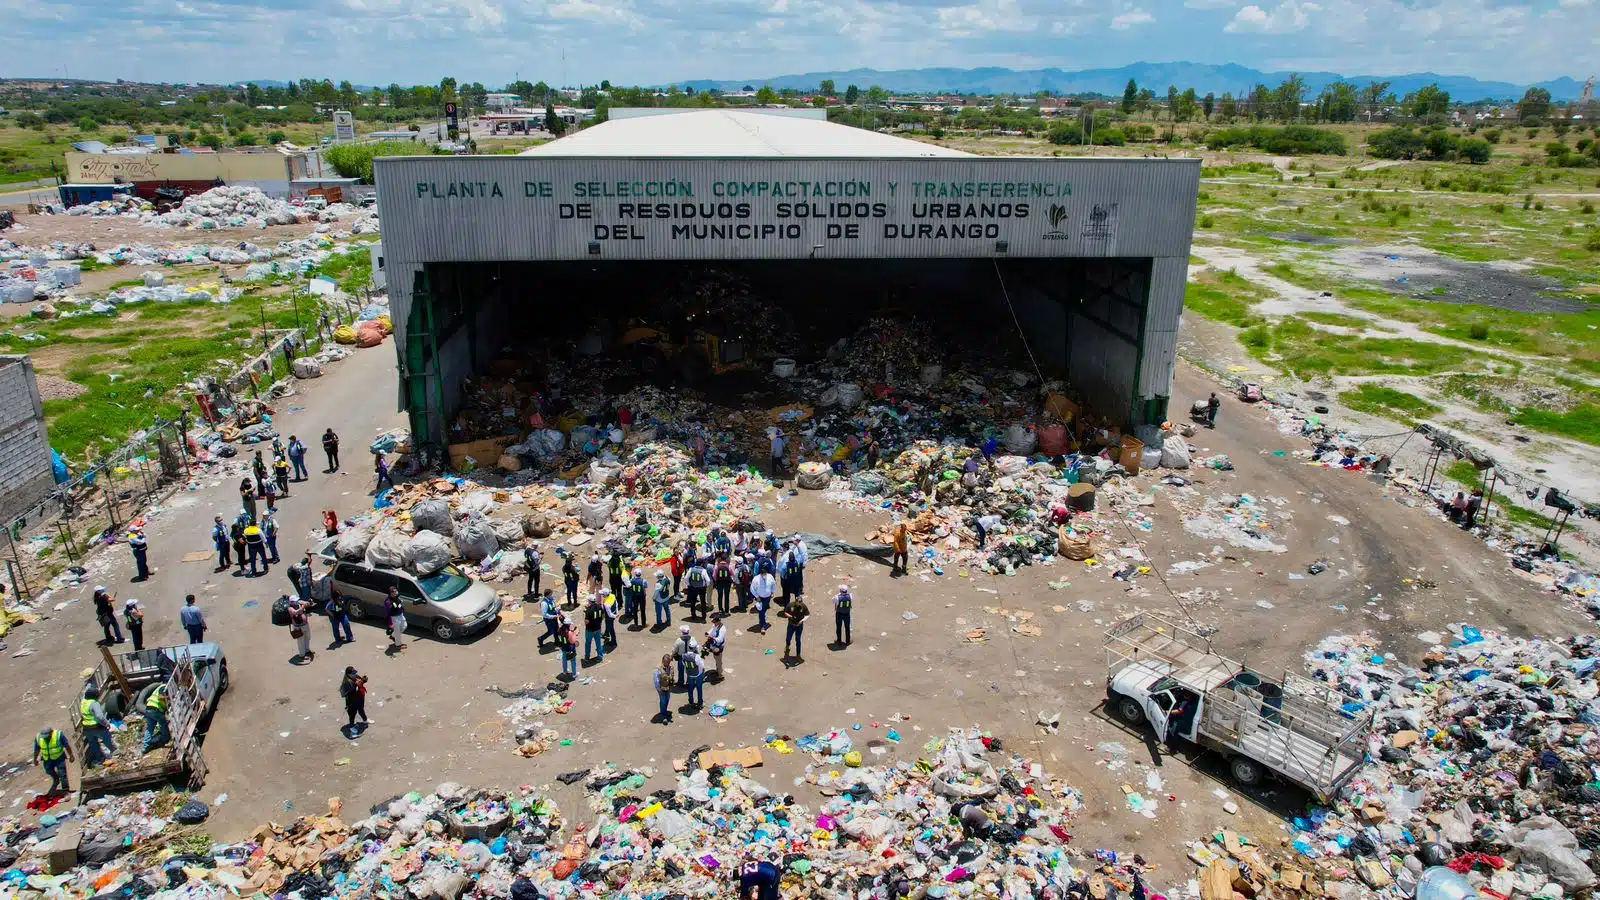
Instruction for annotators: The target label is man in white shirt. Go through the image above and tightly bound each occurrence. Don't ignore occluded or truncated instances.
[750,570,777,633]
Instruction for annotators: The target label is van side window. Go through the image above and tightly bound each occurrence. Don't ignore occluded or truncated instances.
[339,565,398,594]
[397,578,425,601]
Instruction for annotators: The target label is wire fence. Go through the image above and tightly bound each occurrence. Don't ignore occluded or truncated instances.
[2,286,379,604]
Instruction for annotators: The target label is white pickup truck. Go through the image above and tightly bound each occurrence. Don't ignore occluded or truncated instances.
[1103,613,1371,800]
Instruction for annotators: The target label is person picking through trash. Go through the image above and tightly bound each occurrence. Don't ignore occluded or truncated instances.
[128,526,152,582]
[737,852,782,900]
[142,682,171,753]
[340,666,369,735]
[654,654,674,725]
[974,513,1002,550]
[181,594,207,644]
[211,516,231,571]
[124,597,145,651]
[833,584,853,647]
[93,586,124,645]
[79,685,115,767]
[322,427,340,472]
[32,727,74,796]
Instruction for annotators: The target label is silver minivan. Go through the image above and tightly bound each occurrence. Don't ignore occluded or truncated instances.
[317,543,501,640]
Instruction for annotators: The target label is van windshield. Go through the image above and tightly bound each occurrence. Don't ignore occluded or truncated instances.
[419,567,471,602]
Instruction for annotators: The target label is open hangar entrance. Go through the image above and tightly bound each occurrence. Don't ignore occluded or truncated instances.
[396,254,1175,459]
[372,128,1199,461]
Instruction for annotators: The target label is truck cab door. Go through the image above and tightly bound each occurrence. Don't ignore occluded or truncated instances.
[1148,690,1175,739]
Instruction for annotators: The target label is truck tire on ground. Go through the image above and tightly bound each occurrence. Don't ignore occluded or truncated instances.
[1112,695,1145,726]
[1229,756,1264,787]
[433,618,457,641]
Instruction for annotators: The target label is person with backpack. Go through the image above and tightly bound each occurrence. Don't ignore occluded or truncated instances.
[562,554,580,607]
[626,569,648,626]
[682,644,706,710]
[713,555,734,615]
[833,584,854,647]
[685,562,710,620]
[557,612,579,680]
[582,595,606,663]
[734,555,754,611]
[537,589,561,648]
[339,667,369,734]
[653,571,673,627]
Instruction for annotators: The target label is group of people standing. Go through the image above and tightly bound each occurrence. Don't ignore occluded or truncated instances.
[524,527,862,724]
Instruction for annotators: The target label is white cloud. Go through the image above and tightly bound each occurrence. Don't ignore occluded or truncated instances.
[1110,8,1153,28]
[1183,0,1235,8]
[1226,0,1316,32]
[1557,0,1589,8]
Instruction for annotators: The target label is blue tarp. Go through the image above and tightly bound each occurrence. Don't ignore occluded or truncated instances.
[50,449,69,484]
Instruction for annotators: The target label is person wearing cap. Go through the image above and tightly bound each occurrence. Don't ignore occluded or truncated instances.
[142,682,171,752]
[750,567,776,633]
[288,435,309,482]
[128,527,151,582]
[180,594,207,644]
[273,453,291,497]
[682,642,706,710]
[653,571,673,627]
[833,584,854,647]
[322,427,340,473]
[211,516,231,571]
[672,625,699,687]
[262,511,281,564]
[79,686,115,766]
[32,727,74,795]
[734,554,754,611]
[625,567,647,627]
[770,428,787,476]
[582,594,606,663]
[93,587,124,645]
[243,519,268,576]
[706,614,728,680]
[123,598,146,651]
[653,654,674,724]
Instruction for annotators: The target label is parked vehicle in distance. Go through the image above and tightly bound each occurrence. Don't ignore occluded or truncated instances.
[315,541,501,640]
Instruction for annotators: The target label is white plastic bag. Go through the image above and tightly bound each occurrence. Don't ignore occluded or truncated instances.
[333,527,373,562]
[411,499,454,536]
[365,529,410,568]
[407,531,454,575]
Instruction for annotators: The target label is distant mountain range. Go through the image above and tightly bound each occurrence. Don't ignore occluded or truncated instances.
[679,62,1589,103]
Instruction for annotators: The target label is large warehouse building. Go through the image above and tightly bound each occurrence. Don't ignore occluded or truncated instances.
[373,108,1200,459]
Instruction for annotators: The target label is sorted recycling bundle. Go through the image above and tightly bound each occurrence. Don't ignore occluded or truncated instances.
[1189,623,1600,900]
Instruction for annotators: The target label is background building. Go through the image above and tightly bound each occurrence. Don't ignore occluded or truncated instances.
[0,356,56,526]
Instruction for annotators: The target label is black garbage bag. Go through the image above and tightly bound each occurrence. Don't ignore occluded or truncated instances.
[175,800,210,824]
[271,596,292,627]
[280,871,332,899]
[511,877,544,900]
[1417,843,1451,868]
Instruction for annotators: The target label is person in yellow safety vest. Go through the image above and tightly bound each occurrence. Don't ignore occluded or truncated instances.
[143,683,171,753]
[31,727,74,795]
[79,685,115,766]
[243,521,268,577]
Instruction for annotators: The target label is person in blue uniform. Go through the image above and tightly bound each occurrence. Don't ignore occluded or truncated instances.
[737,858,781,900]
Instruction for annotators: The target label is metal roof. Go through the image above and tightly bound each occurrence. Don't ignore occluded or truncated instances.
[519,109,970,159]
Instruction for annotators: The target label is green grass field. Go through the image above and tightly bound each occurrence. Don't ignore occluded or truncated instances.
[1338,384,1443,423]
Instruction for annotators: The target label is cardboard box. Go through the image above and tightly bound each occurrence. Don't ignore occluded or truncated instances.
[447,437,512,470]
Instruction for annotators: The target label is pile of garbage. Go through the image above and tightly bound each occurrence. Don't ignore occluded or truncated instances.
[1192,623,1600,900]
[64,194,149,218]
[0,784,565,898]
[2,731,1200,900]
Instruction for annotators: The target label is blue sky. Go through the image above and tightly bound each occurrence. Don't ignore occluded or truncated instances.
[3,0,1593,87]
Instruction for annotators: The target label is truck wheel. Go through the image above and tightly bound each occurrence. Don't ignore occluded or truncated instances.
[1230,756,1264,787]
[1112,695,1145,726]
[135,683,160,711]
[433,619,457,641]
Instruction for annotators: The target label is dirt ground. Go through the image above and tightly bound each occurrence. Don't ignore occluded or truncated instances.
[0,342,1589,875]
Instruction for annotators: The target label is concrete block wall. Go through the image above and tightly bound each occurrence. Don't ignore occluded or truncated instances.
[0,356,56,524]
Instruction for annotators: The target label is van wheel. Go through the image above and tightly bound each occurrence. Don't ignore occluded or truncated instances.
[219,662,230,693]
[1230,756,1264,787]
[1112,695,1145,726]
[433,619,457,641]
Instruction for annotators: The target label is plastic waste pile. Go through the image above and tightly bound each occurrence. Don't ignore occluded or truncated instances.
[0,784,564,898]
[540,727,1105,898]
[0,239,99,264]
[143,186,302,230]
[64,194,150,217]
[1193,624,1600,900]
[52,283,246,316]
